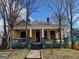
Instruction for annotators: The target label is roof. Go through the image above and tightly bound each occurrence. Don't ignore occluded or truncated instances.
[13,20,68,30]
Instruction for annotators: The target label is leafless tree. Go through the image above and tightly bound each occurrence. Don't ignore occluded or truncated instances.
[23,0,40,41]
[0,0,22,49]
[65,0,79,49]
[0,0,8,48]
[44,0,66,47]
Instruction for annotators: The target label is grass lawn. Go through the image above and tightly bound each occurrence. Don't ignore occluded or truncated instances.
[42,49,79,59]
[0,49,29,59]
[0,49,12,57]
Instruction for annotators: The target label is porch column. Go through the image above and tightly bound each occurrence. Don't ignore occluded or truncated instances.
[56,30,59,39]
[42,29,44,38]
[30,29,32,38]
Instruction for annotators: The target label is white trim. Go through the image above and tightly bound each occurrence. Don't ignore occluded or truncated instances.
[13,25,66,30]
[42,29,44,38]
[30,29,32,38]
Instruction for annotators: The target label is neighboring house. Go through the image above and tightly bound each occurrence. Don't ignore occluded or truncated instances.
[12,19,69,44]
[72,29,79,38]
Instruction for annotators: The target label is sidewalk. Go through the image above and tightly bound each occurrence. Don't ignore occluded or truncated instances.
[26,50,41,59]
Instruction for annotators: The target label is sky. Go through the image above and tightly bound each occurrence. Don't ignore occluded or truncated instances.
[0,0,79,32]
[0,7,53,32]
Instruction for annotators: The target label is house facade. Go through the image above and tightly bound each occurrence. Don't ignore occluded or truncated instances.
[12,20,68,44]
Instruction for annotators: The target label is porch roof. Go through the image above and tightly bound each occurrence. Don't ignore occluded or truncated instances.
[13,20,68,30]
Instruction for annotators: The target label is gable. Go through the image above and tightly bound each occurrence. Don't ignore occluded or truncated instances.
[15,20,26,27]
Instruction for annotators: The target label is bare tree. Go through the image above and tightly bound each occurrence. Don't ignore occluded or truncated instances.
[44,0,66,47]
[65,0,79,49]
[23,0,40,42]
[0,0,8,49]
[0,0,22,49]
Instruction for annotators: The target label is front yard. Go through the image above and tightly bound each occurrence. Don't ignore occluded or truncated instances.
[42,49,79,59]
[0,48,79,59]
[0,49,29,59]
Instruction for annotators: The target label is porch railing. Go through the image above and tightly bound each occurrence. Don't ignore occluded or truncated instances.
[12,38,69,49]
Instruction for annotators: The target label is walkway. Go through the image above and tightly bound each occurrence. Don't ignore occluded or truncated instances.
[26,50,41,59]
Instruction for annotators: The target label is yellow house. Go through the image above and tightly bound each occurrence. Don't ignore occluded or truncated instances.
[12,20,68,43]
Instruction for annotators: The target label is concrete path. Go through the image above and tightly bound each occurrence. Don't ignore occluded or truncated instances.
[26,50,41,59]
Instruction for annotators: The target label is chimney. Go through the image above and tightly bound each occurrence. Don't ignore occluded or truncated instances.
[47,17,50,23]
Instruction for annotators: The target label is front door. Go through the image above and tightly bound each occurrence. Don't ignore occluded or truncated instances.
[20,31,26,38]
[50,31,56,39]
[36,30,40,42]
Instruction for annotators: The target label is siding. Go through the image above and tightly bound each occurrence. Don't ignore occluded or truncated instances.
[13,31,20,39]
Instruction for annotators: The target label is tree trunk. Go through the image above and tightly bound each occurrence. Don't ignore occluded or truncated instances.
[7,30,10,49]
[2,34,8,49]
[26,21,28,42]
[70,24,73,49]
[1,17,8,49]
[59,19,62,47]
[4,19,7,38]
[26,0,30,43]
[9,28,13,50]
[26,13,29,43]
